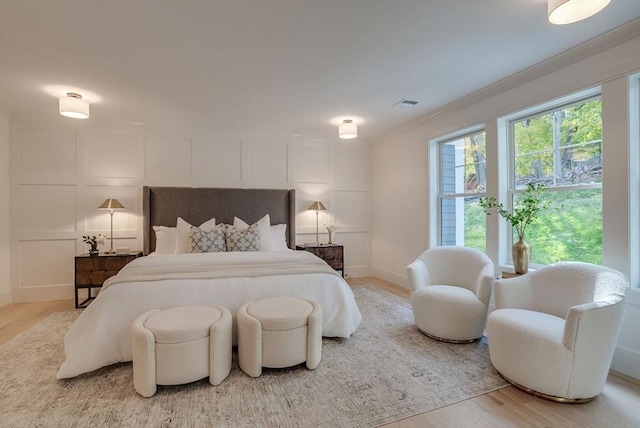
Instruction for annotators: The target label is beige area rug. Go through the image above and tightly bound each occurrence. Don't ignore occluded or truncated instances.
[0,285,508,427]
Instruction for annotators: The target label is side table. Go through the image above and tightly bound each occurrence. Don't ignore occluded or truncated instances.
[75,251,142,308]
[296,244,344,277]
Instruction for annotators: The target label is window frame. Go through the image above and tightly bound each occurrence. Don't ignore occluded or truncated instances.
[504,90,603,267]
[434,126,486,249]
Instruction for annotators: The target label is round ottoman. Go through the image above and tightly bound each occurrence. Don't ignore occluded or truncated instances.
[131,305,232,397]
[237,297,322,377]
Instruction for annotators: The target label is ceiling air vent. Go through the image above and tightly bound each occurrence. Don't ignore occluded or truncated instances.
[393,99,419,108]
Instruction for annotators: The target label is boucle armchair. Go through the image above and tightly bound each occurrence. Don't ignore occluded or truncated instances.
[406,246,494,342]
[487,262,629,402]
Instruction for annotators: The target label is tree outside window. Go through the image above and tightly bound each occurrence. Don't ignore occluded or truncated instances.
[509,97,603,265]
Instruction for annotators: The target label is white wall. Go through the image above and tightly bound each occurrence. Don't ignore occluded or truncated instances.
[0,107,11,306]
[6,123,370,304]
[371,30,640,379]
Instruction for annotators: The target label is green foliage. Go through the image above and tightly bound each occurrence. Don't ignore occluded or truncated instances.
[457,96,603,265]
[512,98,602,182]
[526,189,602,264]
[465,189,602,264]
[463,199,486,253]
[478,183,551,239]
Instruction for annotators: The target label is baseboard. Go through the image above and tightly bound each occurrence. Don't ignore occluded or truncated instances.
[611,345,640,380]
[370,267,409,289]
[344,265,370,279]
[13,284,73,302]
[0,288,12,307]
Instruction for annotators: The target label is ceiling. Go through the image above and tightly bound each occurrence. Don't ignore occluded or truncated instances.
[1,0,639,141]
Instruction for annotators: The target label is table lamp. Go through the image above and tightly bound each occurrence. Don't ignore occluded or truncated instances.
[98,198,125,254]
[307,201,326,245]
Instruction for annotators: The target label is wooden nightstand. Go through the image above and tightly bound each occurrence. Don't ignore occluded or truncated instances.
[75,251,142,308]
[296,244,344,277]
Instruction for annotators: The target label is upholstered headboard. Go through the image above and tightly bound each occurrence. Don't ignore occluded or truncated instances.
[143,186,296,255]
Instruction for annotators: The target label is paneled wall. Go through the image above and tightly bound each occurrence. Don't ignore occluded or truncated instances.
[0,111,10,306]
[8,123,370,303]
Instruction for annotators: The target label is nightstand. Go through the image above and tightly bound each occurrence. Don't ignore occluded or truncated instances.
[296,244,344,277]
[75,251,142,308]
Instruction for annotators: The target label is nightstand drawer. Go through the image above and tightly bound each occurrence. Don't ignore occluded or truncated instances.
[296,244,344,276]
[74,251,142,308]
[319,247,343,269]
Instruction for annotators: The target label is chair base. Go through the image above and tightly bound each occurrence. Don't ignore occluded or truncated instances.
[417,328,479,344]
[501,373,596,404]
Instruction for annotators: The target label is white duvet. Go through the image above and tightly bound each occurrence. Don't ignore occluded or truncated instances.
[57,251,361,379]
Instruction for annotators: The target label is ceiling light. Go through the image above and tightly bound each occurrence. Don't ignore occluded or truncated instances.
[59,92,89,119]
[339,119,357,139]
[548,0,611,25]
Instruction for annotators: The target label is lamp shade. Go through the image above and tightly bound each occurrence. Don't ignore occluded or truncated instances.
[59,93,90,119]
[98,198,125,211]
[548,0,611,25]
[339,120,357,139]
[307,201,327,211]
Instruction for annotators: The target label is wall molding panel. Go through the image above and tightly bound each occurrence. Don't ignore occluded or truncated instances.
[7,122,371,304]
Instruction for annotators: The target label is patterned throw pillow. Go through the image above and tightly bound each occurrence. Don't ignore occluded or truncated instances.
[225,224,260,252]
[189,224,226,253]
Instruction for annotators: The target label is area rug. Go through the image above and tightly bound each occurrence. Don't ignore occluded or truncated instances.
[0,285,508,427]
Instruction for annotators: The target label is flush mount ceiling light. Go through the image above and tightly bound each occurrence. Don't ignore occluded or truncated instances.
[59,92,90,119]
[339,119,357,139]
[548,0,611,25]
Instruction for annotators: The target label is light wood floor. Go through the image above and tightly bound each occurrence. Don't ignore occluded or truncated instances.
[1,277,639,427]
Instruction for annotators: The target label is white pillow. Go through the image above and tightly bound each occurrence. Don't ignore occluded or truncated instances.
[270,224,288,250]
[175,217,216,254]
[152,226,177,255]
[233,214,272,251]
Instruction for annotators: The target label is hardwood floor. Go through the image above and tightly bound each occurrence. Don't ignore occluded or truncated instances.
[351,277,640,428]
[1,277,639,427]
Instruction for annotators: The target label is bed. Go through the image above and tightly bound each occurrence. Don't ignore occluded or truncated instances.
[57,187,361,379]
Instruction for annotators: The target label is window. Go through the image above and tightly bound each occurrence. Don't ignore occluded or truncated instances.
[437,129,486,252]
[508,96,603,265]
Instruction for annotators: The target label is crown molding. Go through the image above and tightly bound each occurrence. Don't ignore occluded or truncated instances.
[376,18,640,143]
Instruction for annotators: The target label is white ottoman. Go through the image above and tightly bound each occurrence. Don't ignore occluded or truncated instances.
[131,305,232,397]
[237,297,322,377]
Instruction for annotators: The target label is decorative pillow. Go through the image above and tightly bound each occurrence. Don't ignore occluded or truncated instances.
[233,214,271,251]
[225,224,260,252]
[152,226,177,255]
[270,224,288,250]
[175,217,216,254]
[189,224,226,253]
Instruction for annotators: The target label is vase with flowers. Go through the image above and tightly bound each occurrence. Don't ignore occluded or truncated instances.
[322,223,340,245]
[83,234,107,256]
[478,183,550,274]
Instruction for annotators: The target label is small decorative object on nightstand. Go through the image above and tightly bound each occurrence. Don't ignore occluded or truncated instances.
[75,251,142,308]
[296,244,344,277]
